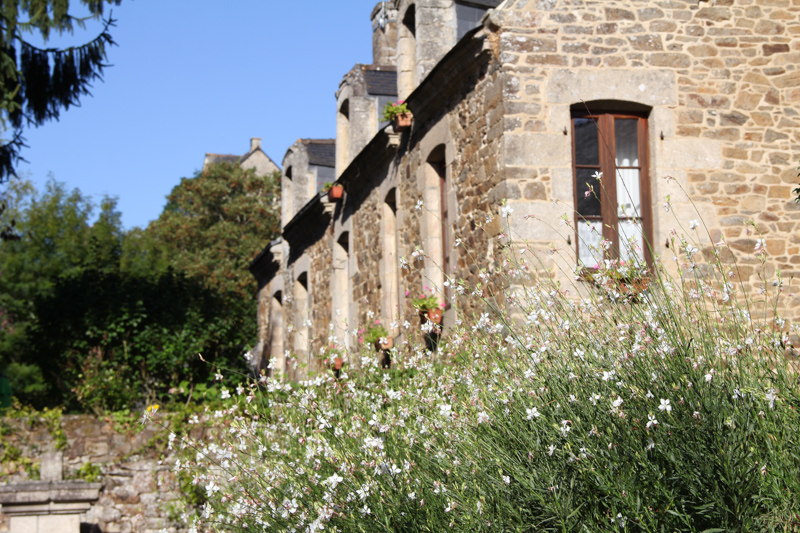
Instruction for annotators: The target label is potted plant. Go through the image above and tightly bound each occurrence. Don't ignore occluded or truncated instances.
[413,293,443,324]
[320,346,345,378]
[364,321,392,351]
[382,100,412,132]
[579,260,650,303]
[322,182,344,202]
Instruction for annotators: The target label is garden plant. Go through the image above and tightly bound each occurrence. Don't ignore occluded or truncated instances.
[156,181,800,532]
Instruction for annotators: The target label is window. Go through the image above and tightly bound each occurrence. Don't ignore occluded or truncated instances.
[425,145,451,308]
[381,190,399,331]
[572,107,652,268]
[332,232,350,348]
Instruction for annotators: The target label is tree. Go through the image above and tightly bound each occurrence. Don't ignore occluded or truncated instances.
[152,162,282,300]
[0,0,121,180]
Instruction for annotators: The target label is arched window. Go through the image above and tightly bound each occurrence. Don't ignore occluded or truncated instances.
[283,166,293,225]
[571,102,653,267]
[269,291,284,377]
[293,272,309,367]
[336,99,350,176]
[424,145,450,307]
[381,189,399,332]
[332,232,351,348]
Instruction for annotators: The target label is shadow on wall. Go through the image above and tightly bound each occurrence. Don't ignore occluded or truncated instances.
[81,524,103,533]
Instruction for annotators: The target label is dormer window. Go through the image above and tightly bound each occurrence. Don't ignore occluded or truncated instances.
[456,1,501,40]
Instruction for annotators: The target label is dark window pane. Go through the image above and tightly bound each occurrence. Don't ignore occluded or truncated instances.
[614,118,639,166]
[456,3,488,40]
[573,118,599,165]
[575,167,602,217]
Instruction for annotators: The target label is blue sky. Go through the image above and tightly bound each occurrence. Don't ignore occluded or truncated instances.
[19,1,379,229]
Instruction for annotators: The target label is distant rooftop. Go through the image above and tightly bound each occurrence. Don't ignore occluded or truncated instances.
[302,139,335,168]
[203,154,240,165]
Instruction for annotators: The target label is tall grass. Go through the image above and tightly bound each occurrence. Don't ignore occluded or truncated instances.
[164,196,800,532]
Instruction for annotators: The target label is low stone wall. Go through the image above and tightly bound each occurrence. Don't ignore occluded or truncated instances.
[0,413,188,533]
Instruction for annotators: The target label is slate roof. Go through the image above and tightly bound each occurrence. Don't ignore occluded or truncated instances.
[303,139,335,168]
[458,0,502,7]
[204,154,240,165]
[362,67,397,96]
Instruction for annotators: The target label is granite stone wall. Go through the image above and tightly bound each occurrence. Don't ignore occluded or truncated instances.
[0,414,186,533]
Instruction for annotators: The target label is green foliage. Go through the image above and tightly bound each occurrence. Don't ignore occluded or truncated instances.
[0,1,122,179]
[152,162,281,300]
[362,322,388,345]
[381,100,409,121]
[0,172,279,412]
[178,203,800,531]
[411,292,439,311]
[70,461,102,483]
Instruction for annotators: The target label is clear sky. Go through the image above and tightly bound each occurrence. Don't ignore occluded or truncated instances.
[18,1,379,229]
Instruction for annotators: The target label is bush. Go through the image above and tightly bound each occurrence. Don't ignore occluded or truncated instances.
[165,202,800,532]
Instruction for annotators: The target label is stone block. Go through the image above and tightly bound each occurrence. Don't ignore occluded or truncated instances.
[764,44,790,56]
[695,7,732,22]
[660,138,722,169]
[39,515,79,533]
[545,69,677,106]
[605,7,635,21]
[503,134,570,167]
[629,34,663,51]
[647,52,690,68]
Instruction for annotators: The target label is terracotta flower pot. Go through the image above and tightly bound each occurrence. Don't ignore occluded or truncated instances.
[327,184,344,202]
[391,112,412,132]
[426,308,443,324]
[376,337,394,352]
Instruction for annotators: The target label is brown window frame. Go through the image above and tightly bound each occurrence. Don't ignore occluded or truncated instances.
[571,111,653,268]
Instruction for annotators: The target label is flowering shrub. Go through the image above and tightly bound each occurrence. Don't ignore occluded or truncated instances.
[161,193,800,532]
[362,322,389,346]
[412,292,439,312]
[381,100,409,122]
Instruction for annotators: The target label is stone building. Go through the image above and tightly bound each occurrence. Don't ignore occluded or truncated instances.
[251,0,800,377]
[203,137,280,177]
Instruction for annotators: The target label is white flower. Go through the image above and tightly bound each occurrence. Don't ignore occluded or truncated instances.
[645,390,654,399]
[502,475,510,484]
[205,480,220,496]
[766,389,777,409]
[689,219,699,229]
[646,414,658,429]
[658,399,672,412]
[548,444,556,456]
[416,199,423,211]
[560,420,571,436]
[755,238,766,252]
[526,407,540,420]
[360,505,371,516]
[500,204,514,218]
[477,411,490,424]
[612,397,623,409]
[592,171,603,180]
[325,473,344,489]
[408,492,416,500]
[220,388,231,399]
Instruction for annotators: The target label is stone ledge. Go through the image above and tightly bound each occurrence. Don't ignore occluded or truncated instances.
[0,481,102,510]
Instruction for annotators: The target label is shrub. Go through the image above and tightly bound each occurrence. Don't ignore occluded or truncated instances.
[164,198,800,532]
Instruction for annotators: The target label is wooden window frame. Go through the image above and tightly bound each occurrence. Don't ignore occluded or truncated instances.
[571,111,653,268]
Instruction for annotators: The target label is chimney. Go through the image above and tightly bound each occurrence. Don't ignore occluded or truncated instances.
[250,137,262,152]
[371,1,398,66]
